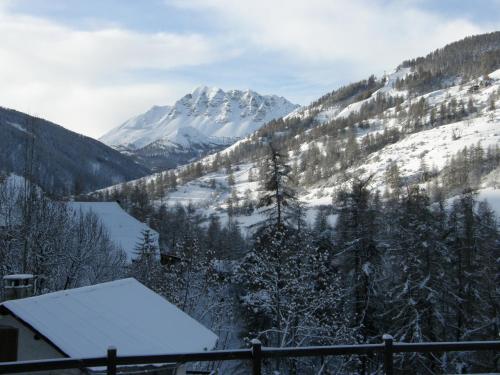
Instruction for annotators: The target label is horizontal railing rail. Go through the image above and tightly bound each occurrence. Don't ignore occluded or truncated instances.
[0,336,498,375]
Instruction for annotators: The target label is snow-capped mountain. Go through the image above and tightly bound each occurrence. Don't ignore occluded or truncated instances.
[95,31,500,232]
[100,86,299,150]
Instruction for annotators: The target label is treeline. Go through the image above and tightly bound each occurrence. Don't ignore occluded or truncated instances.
[232,148,499,373]
[309,75,383,110]
[440,143,500,194]
[330,183,499,374]
[397,31,500,94]
[121,146,499,374]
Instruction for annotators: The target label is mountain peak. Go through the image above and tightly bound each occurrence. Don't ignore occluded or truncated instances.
[100,87,299,150]
[192,85,222,95]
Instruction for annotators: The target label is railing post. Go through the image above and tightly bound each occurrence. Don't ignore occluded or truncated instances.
[251,339,262,375]
[107,346,117,375]
[383,334,394,375]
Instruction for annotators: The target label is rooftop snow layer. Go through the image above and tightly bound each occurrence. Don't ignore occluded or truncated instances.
[1,278,218,358]
[68,202,159,260]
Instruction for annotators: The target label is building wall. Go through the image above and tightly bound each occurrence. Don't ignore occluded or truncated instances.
[0,314,186,375]
[0,314,64,361]
[0,313,80,374]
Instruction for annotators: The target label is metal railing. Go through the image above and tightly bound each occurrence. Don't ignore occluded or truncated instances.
[0,336,498,375]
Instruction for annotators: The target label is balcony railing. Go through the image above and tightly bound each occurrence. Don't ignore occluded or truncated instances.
[0,336,498,375]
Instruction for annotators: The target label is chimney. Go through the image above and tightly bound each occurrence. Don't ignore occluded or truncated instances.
[2,274,34,300]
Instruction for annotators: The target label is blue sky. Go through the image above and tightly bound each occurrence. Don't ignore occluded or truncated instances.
[1,0,499,138]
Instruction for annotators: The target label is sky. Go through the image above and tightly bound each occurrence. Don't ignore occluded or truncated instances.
[0,0,499,139]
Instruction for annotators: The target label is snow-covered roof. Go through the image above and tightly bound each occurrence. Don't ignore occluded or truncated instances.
[3,274,34,280]
[1,278,218,358]
[68,202,159,260]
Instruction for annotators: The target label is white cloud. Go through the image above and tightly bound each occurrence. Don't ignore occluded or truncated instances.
[0,0,496,139]
[172,0,489,75]
[0,7,228,138]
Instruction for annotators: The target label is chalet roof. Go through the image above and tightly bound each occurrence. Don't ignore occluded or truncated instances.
[1,278,217,358]
[68,202,159,260]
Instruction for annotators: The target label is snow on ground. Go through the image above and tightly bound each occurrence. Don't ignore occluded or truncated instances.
[477,187,500,218]
[1,278,218,359]
[159,160,340,235]
[312,67,410,123]
[377,67,411,96]
[68,202,159,260]
[142,81,500,226]
[101,68,500,225]
[315,105,341,123]
[490,68,500,80]
[357,115,500,187]
[335,95,375,119]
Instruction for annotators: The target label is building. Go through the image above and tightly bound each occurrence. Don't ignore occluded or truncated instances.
[0,278,218,374]
[68,202,160,261]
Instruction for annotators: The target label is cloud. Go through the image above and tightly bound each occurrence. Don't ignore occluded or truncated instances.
[0,6,230,138]
[0,0,496,138]
[171,0,490,76]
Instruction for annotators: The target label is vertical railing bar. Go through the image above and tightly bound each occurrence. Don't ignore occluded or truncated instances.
[251,339,262,375]
[383,334,394,375]
[107,346,117,375]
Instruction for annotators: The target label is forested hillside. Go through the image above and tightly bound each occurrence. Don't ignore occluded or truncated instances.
[87,32,500,374]
[0,107,150,195]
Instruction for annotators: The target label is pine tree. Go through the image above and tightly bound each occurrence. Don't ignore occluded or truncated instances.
[443,193,500,372]
[129,229,163,292]
[467,96,476,114]
[384,187,445,372]
[489,92,496,111]
[334,178,381,373]
[206,214,223,256]
[385,162,402,198]
[257,144,297,227]
[470,201,500,371]
[227,171,236,186]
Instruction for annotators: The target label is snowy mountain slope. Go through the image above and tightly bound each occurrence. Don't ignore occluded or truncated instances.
[99,87,298,171]
[101,105,172,149]
[96,66,500,230]
[94,33,500,229]
[298,70,500,203]
[100,86,299,149]
[287,67,410,124]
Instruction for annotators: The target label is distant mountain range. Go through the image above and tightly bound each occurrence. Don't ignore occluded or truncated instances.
[0,107,150,195]
[100,86,299,170]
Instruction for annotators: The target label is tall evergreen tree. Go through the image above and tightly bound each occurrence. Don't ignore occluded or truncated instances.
[384,187,446,373]
[129,229,163,292]
[335,178,381,373]
[257,144,297,227]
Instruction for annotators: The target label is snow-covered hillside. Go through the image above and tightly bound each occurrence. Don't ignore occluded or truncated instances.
[100,86,299,150]
[97,65,500,233]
